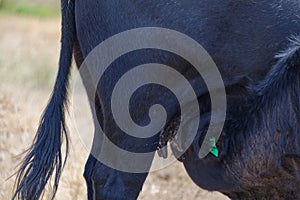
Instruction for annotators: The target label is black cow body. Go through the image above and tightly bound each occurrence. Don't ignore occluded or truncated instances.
[13,0,300,200]
[182,36,300,199]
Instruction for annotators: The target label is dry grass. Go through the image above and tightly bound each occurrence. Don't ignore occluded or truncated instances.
[0,13,228,200]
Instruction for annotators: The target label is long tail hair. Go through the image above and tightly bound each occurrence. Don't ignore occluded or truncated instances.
[12,1,76,199]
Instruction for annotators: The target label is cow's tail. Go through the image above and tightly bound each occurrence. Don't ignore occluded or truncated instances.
[12,1,75,199]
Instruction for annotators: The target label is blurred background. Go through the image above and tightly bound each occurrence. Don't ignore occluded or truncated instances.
[0,1,228,199]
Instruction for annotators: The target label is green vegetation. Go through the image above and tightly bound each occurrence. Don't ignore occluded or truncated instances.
[0,0,59,17]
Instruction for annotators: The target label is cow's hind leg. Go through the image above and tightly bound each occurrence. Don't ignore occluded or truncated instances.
[74,37,97,200]
[84,155,97,200]
[90,161,148,200]
[86,129,156,199]
[84,145,151,200]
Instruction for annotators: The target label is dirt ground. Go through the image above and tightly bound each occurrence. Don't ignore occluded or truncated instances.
[0,14,229,200]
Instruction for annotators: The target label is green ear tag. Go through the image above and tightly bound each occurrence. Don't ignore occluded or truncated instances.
[209,137,219,158]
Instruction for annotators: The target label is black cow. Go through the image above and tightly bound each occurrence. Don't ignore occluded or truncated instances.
[181,35,300,199]
[13,0,300,199]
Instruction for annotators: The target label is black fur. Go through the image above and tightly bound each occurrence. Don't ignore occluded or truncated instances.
[182,35,300,199]
[12,1,75,199]
[73,1,300,198]
[228,35,300,199]
[12,0,300,199]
